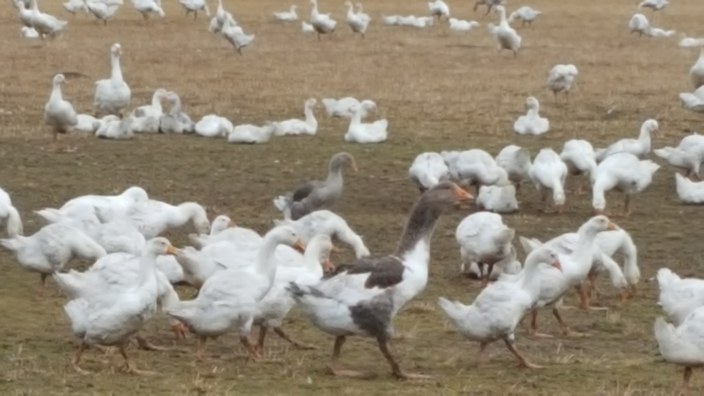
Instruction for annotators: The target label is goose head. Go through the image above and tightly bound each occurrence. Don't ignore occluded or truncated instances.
[210,215,234,234]
[525,96,540,111]
[304,97,318,109]
[641,119,659,134]
[145,237,180,256]
[305,234,335,273]
[330,151,358,172]
[52,73,67,87]
[582,215,619,235]
[122,186,149,203]
[111,43,122,57]
[421,181,474,208]
[267,225,305,252]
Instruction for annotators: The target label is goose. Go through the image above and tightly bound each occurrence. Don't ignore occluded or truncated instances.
[679,86,704,113]
[0,188,23,238]
[227,123,276,144]
[456,212,515,286]
[20,26,40,38]
[273,209,370,259]
[654,134,704,179]
[180,0,209,19]
[439,248,561,369]
[526,216,618,337]
[289,183,473,379]
[428,0,449,20]
[560,139,597,195]
[646,27,675,38]
[513,96,549,135]
[679,34,704,48]
[44,74,78,151]
[85,0,122,25]
[54,238,177,374]
[57,186,149,222]
[344,100,388,144]
[473,0,502,15]
[476,184,519,213]
[595,119,658,161]
[402,16,434,28]
[273,98,318,136]
[132,88,167,118]
[71,114,101,134]
[94,43,131,117]
[166,226,302,360]
[628,13,650,36]
[382,15,399,25]
[187,214,233,243]
[690,48,704,89]
[639,0,668,11]
[63,0,87,15]
[131,0,165,19]
[273,5,297,21]
[675,173,704,203]
[95,115,136,139]
[188,223,261,249]
[15,0,35,27]
[321,97,374,119]
[656,268,704,326]
[529,148,567,213]
[273,152,358,220]
[195,114,234,138]
[508,6,541,27]
[461,243,521,280]
[1,223,107,286]
[302,21,315,32]
[309,0,336,39]
[547,64,578,100]
[221,16,255,54]
[448,18,479,32]
[591,152,660,216]
[495,144,532,189]
[27,0,68,38]
[344,0,369,37]
[254,234,334,350]
[488,6,521,56]
[408,152,450,192]
[654,308,704,396]
[120,200,210,239]
[159,91,195,134]
[442,149,510,193]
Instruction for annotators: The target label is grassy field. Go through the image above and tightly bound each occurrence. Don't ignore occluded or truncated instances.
[1,0,704,394]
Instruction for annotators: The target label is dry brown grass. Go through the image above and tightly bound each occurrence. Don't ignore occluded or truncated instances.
[1,0,704,394]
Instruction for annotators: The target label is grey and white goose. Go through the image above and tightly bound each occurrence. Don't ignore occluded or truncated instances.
[288,182,473,379]
[274,152,358,220]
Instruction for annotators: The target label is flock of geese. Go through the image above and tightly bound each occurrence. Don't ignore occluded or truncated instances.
[5,0,704,393]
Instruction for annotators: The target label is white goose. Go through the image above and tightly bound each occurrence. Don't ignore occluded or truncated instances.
[508,6,541,27]
[95,115,137,139]
[495,144,532,189]
[44,74,78,150]
[273,98,318,136]
[131,0,164,18]
[560,139,597,195]
[595,119,658,162]
[20,26,40,38]
[654,134,704,179]
[442,149,510,193]
[166,226,302,360]
[221,16,255,55]
[428,0,449,20]
[159,91,195,134]
[121,200,210,239]
[228,123,276,144]
[675,173,704,204]
[1,223,107,285]
[488,5,521,56]
[639,0,668,11]
[85,0,122,25]
[344,100,388,144]
[321,97,373,119]
[528,148,567,213]
[679,86,704,113]
[71,114,101,134]
[513,96,549,135]
[27,0,68,38]
[628,13,650,36]
[448,18,479,32]
[63,0,87,15]
[476,184,519,213]
[654,308,704,396]
[547,64,579,100]
[195,114,234,138]
[180,0,209,19]
[132,88,167,118]
[690,48,704,89]
[94,43,131,116]
[0,188,23,238]
[57,186,149,222]
[657,268,704,326]
[456,212,515,286]
[273,5,297,21]
[591,152,660,216]
[344,1,368,37]
[302,21,315,32]
[309,0,336,39]
[408,152,450,192]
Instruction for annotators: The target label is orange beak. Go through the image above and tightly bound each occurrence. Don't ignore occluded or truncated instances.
[171,323,188,339]
[351,159,359,173]
[330,244,342,253]
[166,245,180,255]
[607,221,618,231]
[228,220,236,228]
[452,184,474,203]
[323,259,335,274]
[552,258,563,272]
[293,240,306,253]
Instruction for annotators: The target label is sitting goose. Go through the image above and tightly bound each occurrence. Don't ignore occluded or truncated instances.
[227,123,276,144]
[273,152,358,220]
[628,13,650,36]
[273,98,318,136]
[289,182,473,379]
[679,86,704,113]
[94,43,131,117]
[639,0,668,11]
[132,88,167,118]
[44,74,78,152]
[344,100,388,144]
[273,5,297,22]
[513,97,549,136]
[675,173,704,204]
[159,91,195,134]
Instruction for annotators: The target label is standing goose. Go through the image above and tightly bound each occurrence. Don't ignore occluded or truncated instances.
[428,0,449,21]
[85,0,122,25]
[654,307,704,395]
[273,152,358,220]
[560,139,597,195]
[309,0,336,39]
[27,0,68,38]
[690,47,704,89]
[288,182,473,379]
[488,5,521,56]
[473,0,502,15]
[132,88,167,118]
[408,152,450,192]
[547,64,579,101]
[180,0,209,19]
[456,212,515,286]
[221,16,255,55]
[0,187,23,238]
[44,74,78,152]
[94,43,131,117]
[495,144,532,189]
[591,153,660,216]
[344,0,368,38]
[131,0,164,19]
[528,149,568,213]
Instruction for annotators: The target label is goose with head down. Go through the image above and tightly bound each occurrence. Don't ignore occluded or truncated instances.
[288,182,473,379]
[0,187,23,238]
[591,152,660,216]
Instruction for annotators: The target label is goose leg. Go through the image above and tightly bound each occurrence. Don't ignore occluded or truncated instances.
[623,195,632,217]
[378,337,431,380]
[119,344,155,375]
[240,336,262,361]
[273,327,317,350]
[481,263,494,288]
[256,326,268,350]
[528,309,553,338]
[577,284,590,310]
[681,366,693,396]
[553,307,587,337]
[503,337,542,369]
[72,342,91,375]
[328,336,367,378]
[195,336,207,361]
[587,269,599,300]
[135,335,170,351]
[475,342,489,367]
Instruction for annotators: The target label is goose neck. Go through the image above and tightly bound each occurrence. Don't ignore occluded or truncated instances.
[110,52,123,82]
[394,197,444,257]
